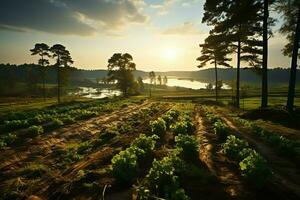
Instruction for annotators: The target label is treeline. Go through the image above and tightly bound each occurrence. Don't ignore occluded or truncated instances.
[0,63,97,97]
[1,63,299,97]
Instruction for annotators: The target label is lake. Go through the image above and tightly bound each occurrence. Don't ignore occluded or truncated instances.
[70,87,122,99]
[143,78,230,90]
[70,78,230,99]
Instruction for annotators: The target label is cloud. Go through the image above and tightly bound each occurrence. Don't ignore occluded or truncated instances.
[161,22,201,35]
[149,0,199,15]
[0,0,148,36]
[150,0,177,15]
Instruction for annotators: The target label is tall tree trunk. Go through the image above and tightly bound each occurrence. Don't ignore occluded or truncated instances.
[236,39,241,108]
[57,57,61,103]
[214,58,218,102]
[261,0,269,108]
[43,68,46,102]
[287,4,300,112]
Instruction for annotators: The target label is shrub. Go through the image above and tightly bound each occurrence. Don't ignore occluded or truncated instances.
[213,121,229,141]
[111,150,138,183]
[150,118,166,137]
[175,134,199,160]
[222,135,249,160]
[27,125,44,137]
[239,150,272,188]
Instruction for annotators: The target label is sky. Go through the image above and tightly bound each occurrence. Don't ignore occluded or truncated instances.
[0,0,292,71]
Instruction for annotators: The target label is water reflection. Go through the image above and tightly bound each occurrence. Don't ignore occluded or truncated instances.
[71,87,122,99]
[143,78,230,90]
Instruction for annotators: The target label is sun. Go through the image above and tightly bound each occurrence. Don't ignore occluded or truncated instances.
[163,47,178,61]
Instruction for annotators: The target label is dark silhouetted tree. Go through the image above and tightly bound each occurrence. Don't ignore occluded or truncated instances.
[202,0,264,108]
[277,0,300,111]
[30,43,50,101]
[107,53,136,96]
[137,76,144,91]
[163,76,168,85]
[50,44,73,103]
[197,34,232,102]
[149,71,156,97]
[157,75,162,85]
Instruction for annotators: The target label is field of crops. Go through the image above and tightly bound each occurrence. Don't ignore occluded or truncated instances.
[0,98,300,200]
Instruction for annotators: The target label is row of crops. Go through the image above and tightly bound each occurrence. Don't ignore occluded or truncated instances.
[0,102,167,199]
[0,98,144,149]
[109,107,199,199]
[54,102,167,167]
[203,107,272,188]
[232,117,300,157]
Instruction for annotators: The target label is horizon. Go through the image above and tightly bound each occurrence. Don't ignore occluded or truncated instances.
[0,0,292,71]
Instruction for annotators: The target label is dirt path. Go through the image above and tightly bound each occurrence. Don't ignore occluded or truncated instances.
[0,101,152,174]
[195,106,252,200]
[219,114,300,199]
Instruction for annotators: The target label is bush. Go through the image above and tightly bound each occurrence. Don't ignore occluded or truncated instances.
[150,118,166,137]
[175,134,199,160]
[239,150,272,188]
[213,121,229,141]
[111,149,138,183]
[222,135,249,161]
[27,125,44,137]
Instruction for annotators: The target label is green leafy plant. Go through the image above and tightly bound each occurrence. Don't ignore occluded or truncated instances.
[51,118,64,129]
[239,150,272,188]
[111,149,138,183]
[150,118,166,137]
[144,150,188,199]
[0,133,17,149]
[175,134,199,160]
[131,134,159,155]
[213,121,229,141]
[27,125,44,137]
[222,135,249,161]
[171,120,195,135]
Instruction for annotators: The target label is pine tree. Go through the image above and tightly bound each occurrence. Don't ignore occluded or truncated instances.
[202,0,264,108]
[197,34,232,102]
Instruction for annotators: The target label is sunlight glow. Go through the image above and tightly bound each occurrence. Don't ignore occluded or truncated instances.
[163,47,179,61]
